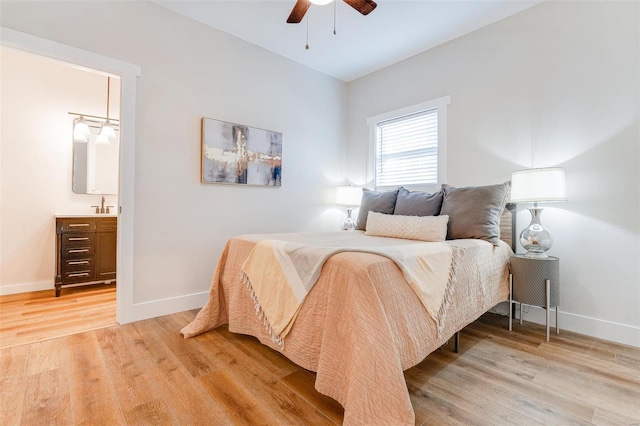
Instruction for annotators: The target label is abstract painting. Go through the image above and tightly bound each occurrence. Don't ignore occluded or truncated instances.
[201,117,282,186]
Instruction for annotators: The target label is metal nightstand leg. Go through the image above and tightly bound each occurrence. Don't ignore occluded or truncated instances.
[546,279,550,342]
[520,302,523,325]
[508,274,513,331]
[556,305,560,335]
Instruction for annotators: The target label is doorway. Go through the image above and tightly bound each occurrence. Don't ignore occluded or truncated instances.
[0,27,140,342]
[0,46,121,348]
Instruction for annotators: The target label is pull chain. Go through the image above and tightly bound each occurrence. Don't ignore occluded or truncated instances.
[306,16,310,49]
[333,0,337,35]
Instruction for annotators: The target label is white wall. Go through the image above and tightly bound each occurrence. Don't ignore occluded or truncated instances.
[346,1,639,346]
[0,46,119,294]
[0,1,347,310]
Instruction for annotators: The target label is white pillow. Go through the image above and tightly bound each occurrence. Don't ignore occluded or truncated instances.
[365,211,449,242]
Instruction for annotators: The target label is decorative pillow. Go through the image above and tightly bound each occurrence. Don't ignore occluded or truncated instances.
[440,181,510,246]
[393,187,443,217]
[365,212,449,242]
[356,188,399,231]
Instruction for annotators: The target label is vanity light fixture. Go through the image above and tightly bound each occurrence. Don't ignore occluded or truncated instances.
[69,112,120,143]
[69,75,120,144]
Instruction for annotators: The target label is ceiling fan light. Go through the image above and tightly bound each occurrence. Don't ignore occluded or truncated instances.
[310,0,333,5]
[100,120,117,139]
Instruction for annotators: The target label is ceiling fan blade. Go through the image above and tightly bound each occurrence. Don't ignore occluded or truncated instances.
[287,0,311,23]
[343,0,377,16]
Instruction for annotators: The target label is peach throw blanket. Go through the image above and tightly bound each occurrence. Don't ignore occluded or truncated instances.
[241,239,457,347]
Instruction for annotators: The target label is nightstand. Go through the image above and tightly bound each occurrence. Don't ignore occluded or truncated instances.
[508,254,560,341]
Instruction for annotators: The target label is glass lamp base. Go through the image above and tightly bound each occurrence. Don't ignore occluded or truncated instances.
[520,207,553,258]
[342,208,356,231]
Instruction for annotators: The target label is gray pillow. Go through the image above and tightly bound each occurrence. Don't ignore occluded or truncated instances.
[393,187,443,217]
[440,182,510,245]
[356,188,399,231]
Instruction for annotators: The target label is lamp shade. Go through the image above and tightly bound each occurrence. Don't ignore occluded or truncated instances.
[73,116,91,142]
[100,120,117,139]
[511,167,567,203]
[336,186,362,206]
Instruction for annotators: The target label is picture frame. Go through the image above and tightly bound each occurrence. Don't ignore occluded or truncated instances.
[201,117,282,187]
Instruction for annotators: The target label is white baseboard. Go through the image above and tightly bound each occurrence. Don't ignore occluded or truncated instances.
[127,291,209,323]
[0,280,53,295]
[491,302,639,348]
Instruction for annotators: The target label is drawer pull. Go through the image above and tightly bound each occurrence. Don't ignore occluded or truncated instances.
[68,237,90,241]
[68,249,90,254]
[68,260,89,265]
[68,272,89,278]
[68,223,90,227]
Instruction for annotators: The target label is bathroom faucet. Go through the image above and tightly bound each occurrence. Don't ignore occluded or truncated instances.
[100,196,105,214]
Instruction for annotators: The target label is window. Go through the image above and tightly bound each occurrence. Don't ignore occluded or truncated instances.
[368,96,450,189]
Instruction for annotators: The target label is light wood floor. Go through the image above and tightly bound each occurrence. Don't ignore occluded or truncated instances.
[1,311,638,425]
[0,284,117,350]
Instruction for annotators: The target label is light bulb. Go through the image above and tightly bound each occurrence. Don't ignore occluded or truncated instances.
[310,0,333,5]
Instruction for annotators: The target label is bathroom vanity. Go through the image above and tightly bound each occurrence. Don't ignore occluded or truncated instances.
[54,215,117,297]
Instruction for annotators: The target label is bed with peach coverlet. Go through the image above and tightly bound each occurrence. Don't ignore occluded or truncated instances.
[181,231,511,425]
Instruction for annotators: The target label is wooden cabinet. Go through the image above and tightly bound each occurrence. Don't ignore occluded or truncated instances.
[55,216,117,297]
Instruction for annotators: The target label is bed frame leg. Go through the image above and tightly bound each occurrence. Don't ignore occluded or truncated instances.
[454,331,460,353]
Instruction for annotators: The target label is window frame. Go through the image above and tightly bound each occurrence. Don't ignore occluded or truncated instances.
[367,96,450,192]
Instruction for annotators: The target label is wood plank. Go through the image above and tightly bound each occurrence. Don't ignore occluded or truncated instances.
[126,320,233,425]
[197,361,334,425]
[24,336,71,377]
[280,369,344,424]
[95,325,164,413]
[216,325,300,379]
[66,332,127,424]
[123,398,178,426]
[411,350,592,424]
[20,368,72,425]
[0,376,26,424]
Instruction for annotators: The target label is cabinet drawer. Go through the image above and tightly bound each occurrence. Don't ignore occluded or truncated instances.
[61,232,95,247]
[63,257,94,271]
[62,269,95,283]
[62,245,95,257]
[97,218,117,232]
[59,218,96,233]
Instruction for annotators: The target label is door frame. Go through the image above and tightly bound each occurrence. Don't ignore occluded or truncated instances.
[1,27,140,323]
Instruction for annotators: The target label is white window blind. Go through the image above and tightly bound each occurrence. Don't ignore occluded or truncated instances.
[375,108,438,187]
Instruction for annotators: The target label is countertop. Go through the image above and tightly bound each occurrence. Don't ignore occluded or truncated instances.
[55,213,117,218]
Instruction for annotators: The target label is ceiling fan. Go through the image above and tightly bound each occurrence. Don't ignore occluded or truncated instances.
[287,0,377,24]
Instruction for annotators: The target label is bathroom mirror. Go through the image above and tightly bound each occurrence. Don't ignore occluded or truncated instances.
[72,121,119,195]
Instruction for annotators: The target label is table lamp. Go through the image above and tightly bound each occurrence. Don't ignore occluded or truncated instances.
[336,186,362,230]
[510,167,567,258]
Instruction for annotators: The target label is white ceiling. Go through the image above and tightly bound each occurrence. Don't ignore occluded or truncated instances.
[154,0,543,82]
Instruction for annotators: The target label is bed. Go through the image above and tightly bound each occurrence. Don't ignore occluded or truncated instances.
[182,184,515,425]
